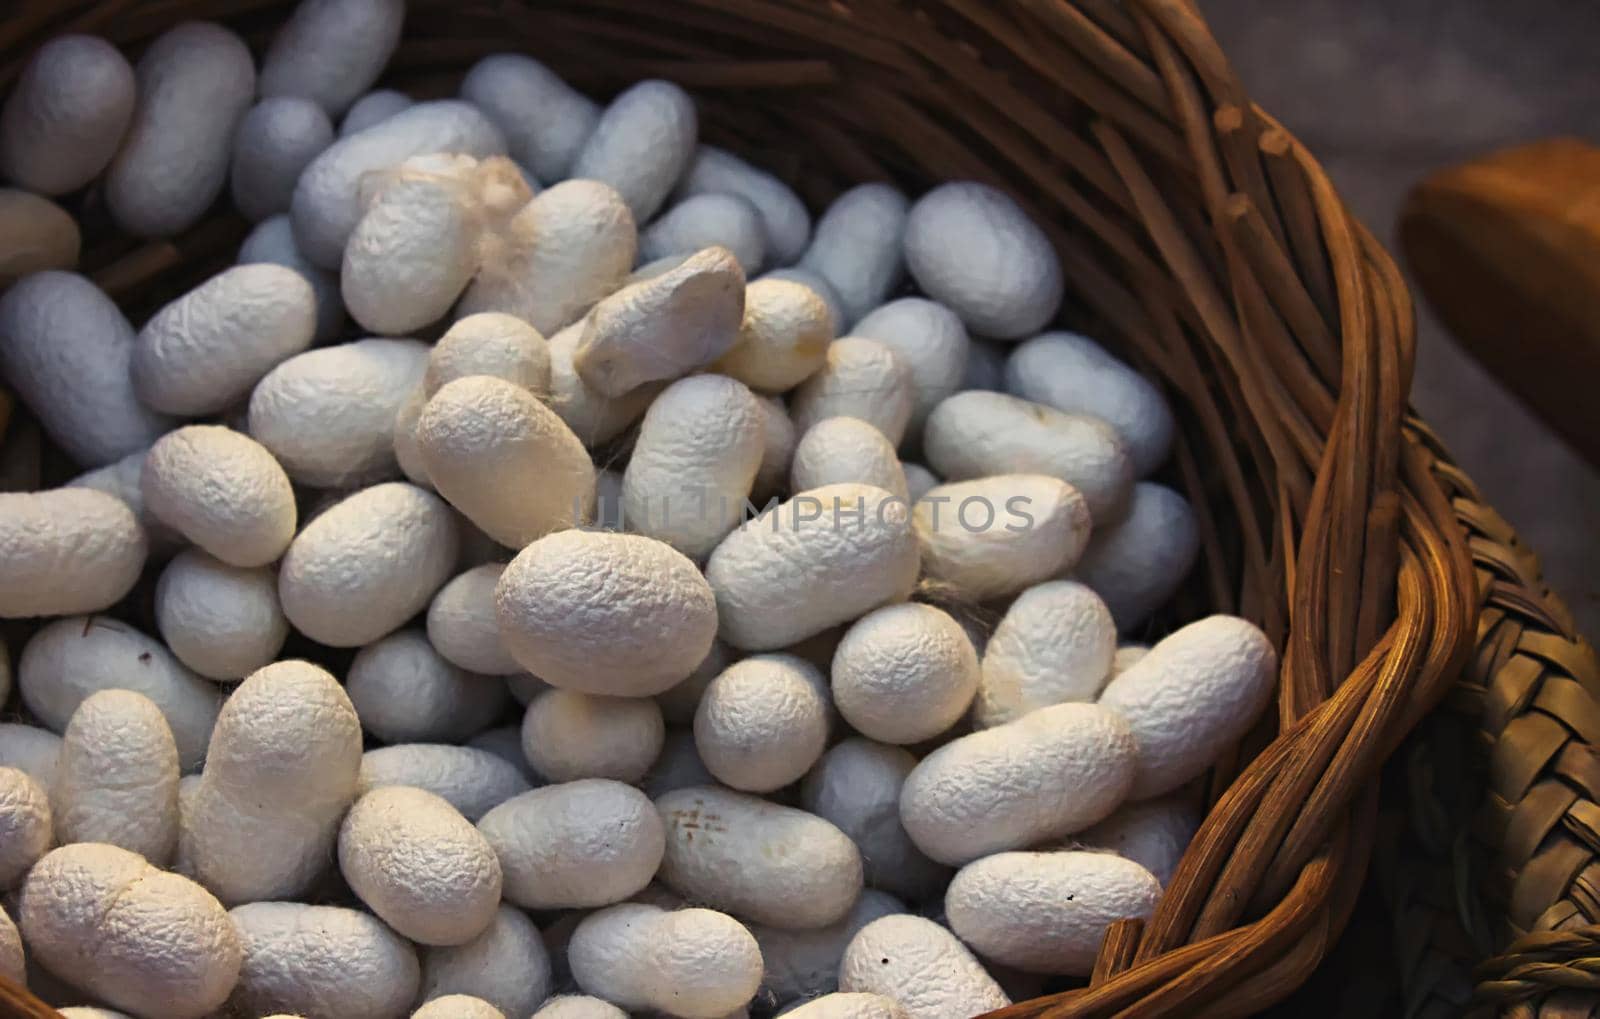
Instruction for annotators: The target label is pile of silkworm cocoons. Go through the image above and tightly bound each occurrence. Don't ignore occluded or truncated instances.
[0,2,1279,1018]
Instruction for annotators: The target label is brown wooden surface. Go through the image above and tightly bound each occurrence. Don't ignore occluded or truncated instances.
[0,2,1593,1018]
[1401,138,1600,470]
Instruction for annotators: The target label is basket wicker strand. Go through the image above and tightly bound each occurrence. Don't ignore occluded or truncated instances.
[0,2,1594,1018]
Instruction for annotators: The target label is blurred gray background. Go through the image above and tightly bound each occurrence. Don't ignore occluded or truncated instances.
[1201,0,1600,636]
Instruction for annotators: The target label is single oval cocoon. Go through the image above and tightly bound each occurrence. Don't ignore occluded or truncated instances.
[791,337,915,446]
[21,842,242,1019]
[0,488,145,619]
[279,483,459,646]
[341,88,413,135]
[923,390,1134,522]
[0,35,135,194]
[830,603,978,746]
[570,79,697,222]
[706,483,920,651]
[656,785,864,929]
[900,701,1137,865]
[753,889,903,1005]
[496,529,718,696]
[1074,482,1201,632]
[568,903,762,1019]
[1076,794,1200,887]
[802,739,949,901]
[339,786,502,946]
[460,179,636,335]
[346,629,507,744]
[839,914,1008,1019]
[133,263,316,415]
[184,660,362,904]
[420,904,552,1019]
[642,193,767,274]
[142,425,297,567]
[428,563,521,675]
[800,184,909,327]
[18,616,220,770]
[1006,332,1175,476]
[976,580,1117,728]
[695,654,830,793]
[52,689,180,864]
[291,100,506,267]
[903,182,1063,339]
[946,850,1162,975]
[680,145,811,264]
[228,901,419,1019]
[791,417,909,503]
[249,337,429,488]
[359,743,531,822]
[0,189,80,285]
[852,297,972,434]
[418,375,595,548]
[237,213,346,342]
[0,271,174,466]
[574,245,746,398]
[477,779,665,910]
[259,0,405,116]
[155,549,289,681]
[231,97,335,221]
[427,313,551,398]
[0,767,51,889]
[460,54,597,182]
[1097,615,1278,799]
[523,690,665,784]
[712,277,834,394]
[915,474,1092,601]
[105,22,254,237]
[624,374,766,559]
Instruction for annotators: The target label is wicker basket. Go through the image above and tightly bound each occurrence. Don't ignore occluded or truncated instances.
[0,1,1595,1017]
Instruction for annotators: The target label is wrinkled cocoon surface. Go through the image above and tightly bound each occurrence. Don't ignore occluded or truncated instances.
[544,320,662,447]
[0,904,20,985]
[695,654,830,792]
[105,22,254,237]
[791,416,909,503]
[830,603,978,746]
[523,690,664,784]
[1077,794,1199,887]
[21,842,241,1019]
[800,184,908,327]
[346,629,507,744]
[360,744,530,822]
[656,785,863,929]
[259,0,404,116]
[575,245,745,398]
[428,564,522,675]
[839,914,1009,1019]
[761,267,845,336]
[712,277,833,394]
[477,779,664,910]
[900,702,1137,865]
[237,213,345,342]
[0,189,80,285]
[782,994,910,1019]
[852,297,971,433]
[753,889,903,1004]
[142,425,297,567]
[706,483,920,651]
[791,338,915,446]
[419,375,595,548]
[427,313,551,398]
[184,660,362,904]
[460,54,597,182]
[53,689,180,863]
[497,529,718,696]
[0,35,134,194]
[1074,482,1201,632]
[420,904,552,1018]
[0,488,145,618]
[946,851,1162,975]
[568,903,762,1019]
[914,474,1092,601]
[1098,615,1278,799]
[228,901,419,1019]
[624,374,765,559]
[155,549,289,681]
[976,580,1117,728]
[279,483,459,647]
[413,994,504,1018]
[66,447,180,551]
[570,79,697,222]
[923,390,1133,522]
[340,786,502,946]
[0,767,51,889]
[0,271,173,466]
[802,739,948,900]
[532,996,630,1019]
[18,616,220,770]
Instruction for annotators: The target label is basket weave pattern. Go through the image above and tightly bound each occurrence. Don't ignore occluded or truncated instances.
[0,1,1595,1017]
